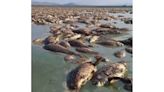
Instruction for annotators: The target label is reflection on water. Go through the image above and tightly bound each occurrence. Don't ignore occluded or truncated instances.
[32,24,50,40]
[32,13,132,92]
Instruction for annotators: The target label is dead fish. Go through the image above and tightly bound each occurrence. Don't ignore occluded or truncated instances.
[91,61,127,87]
[76,47,99,55]
[66,56,108,91]
[111,77,132,92]
[120,37,132,46]
[49,25,62,35]
[125,47,132,54]
[64,55,76,62]
[75,57,92,64]
[89,36,99,43]
[97,39,124,47]
[99,24,116,29]
[32,38,44,45]
[44,35,61,44]
[72,28,91,35]
[114,50,126,58]
[44,43,81,57]
[123,78,132,92]
[68,40,91,48]
[50,28,61,35]
[122,18,132,24]
[85,35,92,40]
[59,41,71,48]
[62,28,74,35]
[94,26,129,34]
[69,34,82,40]
[120,77,132,92]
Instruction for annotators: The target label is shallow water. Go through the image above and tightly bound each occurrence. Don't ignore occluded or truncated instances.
[32,13,132,92]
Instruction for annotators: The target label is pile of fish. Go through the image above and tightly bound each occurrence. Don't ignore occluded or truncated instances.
[32,6,133,92]
[32,7,132,25]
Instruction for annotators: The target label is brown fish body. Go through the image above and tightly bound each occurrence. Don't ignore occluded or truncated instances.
[72,28,91,35]
[68,40,89,47]
[44,35,61,44]
[97,40,124,47]
[44,43,80,56]
[76,47,99,55]
[114,50,126,58]
[125,47,132,54]
[67,62,96,90]
[91,61,127,86]
[66,56,107,90]
[64,55,76,62]
[59,41,71,48]
[120,37,132,46]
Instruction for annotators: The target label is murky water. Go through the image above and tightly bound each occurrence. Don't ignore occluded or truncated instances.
[32,13,132,92]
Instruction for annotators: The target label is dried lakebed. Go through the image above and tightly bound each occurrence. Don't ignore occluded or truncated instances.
[32,7,132,92]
